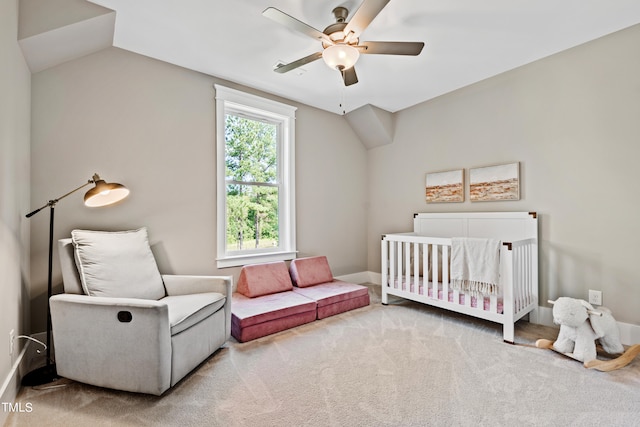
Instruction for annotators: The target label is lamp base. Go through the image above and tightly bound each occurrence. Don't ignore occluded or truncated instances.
[21,363,58,386]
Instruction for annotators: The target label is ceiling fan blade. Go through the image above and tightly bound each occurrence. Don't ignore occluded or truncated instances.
[341,67,358,86]
[359,41,425,56]
[343,0,391,40]
[274,52,323,74]
[263,7,333,45]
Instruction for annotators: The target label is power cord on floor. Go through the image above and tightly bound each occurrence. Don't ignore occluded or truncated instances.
[15,335,47,354]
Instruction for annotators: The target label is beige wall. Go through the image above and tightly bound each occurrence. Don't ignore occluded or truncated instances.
[0,0,32,412]
[29,47,368,332]
[368,24,640,324]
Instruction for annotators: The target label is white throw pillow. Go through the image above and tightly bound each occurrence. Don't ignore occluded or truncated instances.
[71,228,165,300]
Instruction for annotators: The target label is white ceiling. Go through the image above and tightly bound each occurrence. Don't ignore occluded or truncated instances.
[88,0,640,115]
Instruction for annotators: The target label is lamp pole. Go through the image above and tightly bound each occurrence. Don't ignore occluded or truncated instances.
[22,175,128,386]
[22,180,93,386]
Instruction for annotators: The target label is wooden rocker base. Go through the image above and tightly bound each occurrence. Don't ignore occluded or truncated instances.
[535,339,640,372]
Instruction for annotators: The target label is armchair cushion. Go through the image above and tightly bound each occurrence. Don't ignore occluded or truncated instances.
[71,228,165,300]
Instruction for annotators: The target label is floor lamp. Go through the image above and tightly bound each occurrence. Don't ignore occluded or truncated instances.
[22,173,129,386]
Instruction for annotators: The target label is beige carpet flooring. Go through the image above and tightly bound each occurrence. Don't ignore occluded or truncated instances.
[6,285,640,427]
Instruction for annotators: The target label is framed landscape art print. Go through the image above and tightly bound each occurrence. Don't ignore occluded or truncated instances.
[469,162,520,202]
[425,169,464,203]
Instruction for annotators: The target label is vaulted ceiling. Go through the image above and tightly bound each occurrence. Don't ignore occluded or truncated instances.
[75,1,640,114]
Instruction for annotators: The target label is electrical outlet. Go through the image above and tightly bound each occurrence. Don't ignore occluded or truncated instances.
[9,329,15,355]
[588,290,602,306]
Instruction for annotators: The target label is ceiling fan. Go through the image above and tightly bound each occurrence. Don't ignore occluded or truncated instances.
[263,0,425,86]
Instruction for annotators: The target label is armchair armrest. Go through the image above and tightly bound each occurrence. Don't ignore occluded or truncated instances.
[162,275,232,297]
[49,294,172,395]
[162,275,233,340]
[51,293,167,309]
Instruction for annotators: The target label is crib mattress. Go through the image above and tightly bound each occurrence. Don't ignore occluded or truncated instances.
[391,279,504,314]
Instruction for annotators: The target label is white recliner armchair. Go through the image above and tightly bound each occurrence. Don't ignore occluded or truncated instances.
[50,228,232,395]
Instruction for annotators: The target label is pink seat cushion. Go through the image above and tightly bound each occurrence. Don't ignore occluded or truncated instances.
[289,256,334,288]
[291,280,368,307]
[231,291,316,328]
[292,281,370,320]
[236,261,293,298]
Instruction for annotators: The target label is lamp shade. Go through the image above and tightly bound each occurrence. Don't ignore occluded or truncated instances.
[84,174,130,207]
[322,44,359,70]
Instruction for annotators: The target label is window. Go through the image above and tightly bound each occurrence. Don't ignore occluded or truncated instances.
[215,85,297,268]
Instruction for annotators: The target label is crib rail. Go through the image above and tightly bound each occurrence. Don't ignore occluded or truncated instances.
[381,233,538,329]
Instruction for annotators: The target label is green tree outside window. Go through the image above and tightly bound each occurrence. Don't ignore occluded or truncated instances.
[225,114,280,251]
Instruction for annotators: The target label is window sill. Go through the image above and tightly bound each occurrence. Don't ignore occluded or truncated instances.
[216,251,297,269]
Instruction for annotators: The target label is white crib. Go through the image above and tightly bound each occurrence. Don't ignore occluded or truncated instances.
[381,212,539,343]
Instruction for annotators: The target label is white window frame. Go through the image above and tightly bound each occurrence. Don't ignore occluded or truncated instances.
[215,85,297,268]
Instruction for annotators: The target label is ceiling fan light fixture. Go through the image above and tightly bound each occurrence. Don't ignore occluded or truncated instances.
[322,44,359,70]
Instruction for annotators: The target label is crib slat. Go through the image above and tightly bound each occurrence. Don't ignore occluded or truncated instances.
[528,244,534,305]
[411,242,420,294]
[381,238,389,304]
[431,244,438,299]
[528,245,533,302]
[515,246,521,312]
[407,241,412,292]
[516,244,522,310]
[521,247,525,310]
[515,247,522,312]
[422,242,428,297]
[396,241,402,290]
[450,241,458,303]
[389,240,396,290]
[489,295,497,313]
[435,244,441,300]
[403,241,408,291]
[518,245,526,310]
[442,244,449,297]
[522,245,528,309]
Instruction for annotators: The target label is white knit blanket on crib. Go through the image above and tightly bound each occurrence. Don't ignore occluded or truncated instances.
[451,237,501,296]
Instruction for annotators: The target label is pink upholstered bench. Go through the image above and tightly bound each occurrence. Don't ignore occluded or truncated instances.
[231,261,316,343]
[289,256,370,320]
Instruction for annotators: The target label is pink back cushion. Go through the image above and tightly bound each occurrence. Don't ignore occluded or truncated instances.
[237,261,293,298]
[289,256,334,288]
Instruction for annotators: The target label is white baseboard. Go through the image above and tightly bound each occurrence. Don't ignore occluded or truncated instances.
[335,271,381,285]
[615,322,640,347]
[349,271,640,346]
[368,272,382,285]
[0,344,29,426]
[335,271,378,285]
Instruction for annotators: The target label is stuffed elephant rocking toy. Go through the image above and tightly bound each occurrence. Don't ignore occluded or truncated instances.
[550,297,624,363]
[536,297,640,371]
